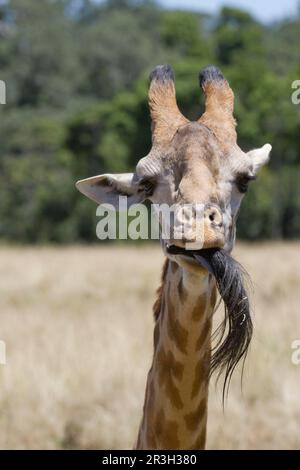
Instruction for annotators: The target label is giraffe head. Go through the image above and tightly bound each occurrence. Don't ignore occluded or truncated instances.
[76,64,271,267]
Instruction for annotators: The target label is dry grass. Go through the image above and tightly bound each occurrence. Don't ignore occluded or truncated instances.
[0,243,299,449]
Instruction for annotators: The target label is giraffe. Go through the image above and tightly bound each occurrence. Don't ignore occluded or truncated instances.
[76,64,271,449]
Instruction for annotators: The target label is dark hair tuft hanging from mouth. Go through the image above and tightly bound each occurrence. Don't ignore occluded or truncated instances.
[167,244,252,402]
[194,249,252,402]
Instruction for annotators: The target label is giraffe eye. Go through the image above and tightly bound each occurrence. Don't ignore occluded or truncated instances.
[236,174,256,193]
[139,178,156,196]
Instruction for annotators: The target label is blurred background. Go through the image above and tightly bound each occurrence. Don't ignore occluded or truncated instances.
[0,0,300,450]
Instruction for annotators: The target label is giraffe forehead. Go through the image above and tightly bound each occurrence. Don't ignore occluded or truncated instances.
[167,134,249,197]
[137,122,249,185]
[170,123,222,168]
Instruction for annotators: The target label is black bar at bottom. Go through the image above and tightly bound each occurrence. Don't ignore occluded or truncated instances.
[0,449,296,466]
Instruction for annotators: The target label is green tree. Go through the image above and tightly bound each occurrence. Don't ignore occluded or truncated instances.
[1,0,81,108]
[0,1,299,242]
[160,11,211,59]
[215,7,264,65]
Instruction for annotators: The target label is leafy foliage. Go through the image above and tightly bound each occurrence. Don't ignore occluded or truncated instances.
[0,0,299,242]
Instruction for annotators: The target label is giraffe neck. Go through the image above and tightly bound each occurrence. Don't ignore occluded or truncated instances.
[136,259,217,450]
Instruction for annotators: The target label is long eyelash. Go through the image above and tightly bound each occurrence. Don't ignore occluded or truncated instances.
[236,181,248,193]
[139,178,156,196]
[236,174,256,193]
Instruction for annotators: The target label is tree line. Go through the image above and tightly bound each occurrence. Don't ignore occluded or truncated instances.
[0,0,299,242]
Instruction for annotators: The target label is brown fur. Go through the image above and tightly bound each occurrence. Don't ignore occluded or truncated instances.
[154,409,180,450]
[167,299,188,355]
[210,285,217,308]
[191,351,211,400]
[195,318,212,352]
[188,431,207,450]
[184,397,207,432]
[157,347,184,409]
[191,294,208,321]
[153,259,169,321]
[137,262,216,449]
[178,276,188,303]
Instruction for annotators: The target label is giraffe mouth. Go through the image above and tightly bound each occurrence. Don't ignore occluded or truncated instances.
[166,244,217,273]
[167,244,253,400]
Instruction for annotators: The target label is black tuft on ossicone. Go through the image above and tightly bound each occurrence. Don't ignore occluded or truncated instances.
[199,65,225,88]
[149,64,174,83]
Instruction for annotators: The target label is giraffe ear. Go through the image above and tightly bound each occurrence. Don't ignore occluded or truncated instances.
[247,143,272,173]
[76,173,146,208]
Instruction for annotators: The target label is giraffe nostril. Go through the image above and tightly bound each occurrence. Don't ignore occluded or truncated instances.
[209,211,216,222]
[205,205,223,227]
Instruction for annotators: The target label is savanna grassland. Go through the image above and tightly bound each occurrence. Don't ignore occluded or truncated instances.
[0,243,299,449]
